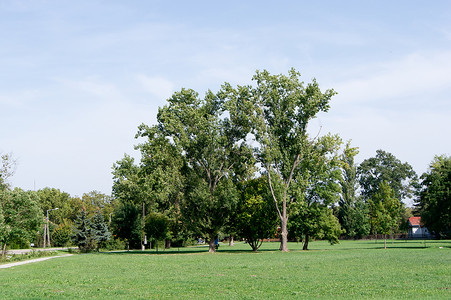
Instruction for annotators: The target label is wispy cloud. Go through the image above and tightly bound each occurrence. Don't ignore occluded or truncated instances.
[136,74,175,101]
[55,77,122,99]
[333,50,451,108]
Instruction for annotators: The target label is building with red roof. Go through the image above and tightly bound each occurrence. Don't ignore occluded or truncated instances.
[408,216,432,238]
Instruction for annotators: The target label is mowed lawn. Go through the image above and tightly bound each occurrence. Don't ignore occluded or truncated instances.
[0,240,450,299]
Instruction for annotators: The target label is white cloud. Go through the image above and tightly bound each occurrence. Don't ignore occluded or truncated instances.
[136,74,175,101]
[55,77,122,99]
[333,50,451,106]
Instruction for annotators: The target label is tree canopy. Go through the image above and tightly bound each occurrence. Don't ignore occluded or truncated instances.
[417,155,451,238]
[358,150,417,201]
[241,68,336,252]
[0,188,42,255]
[235,177,278,251]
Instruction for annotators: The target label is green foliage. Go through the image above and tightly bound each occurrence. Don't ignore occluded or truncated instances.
[34,189,115,248]
[358,149,417,201]
[145,212,171,251]
[91,210,111,250]
[72,208,111,252]
[244,68,337,251]
[288,134,344,250]
[235,177,278,251]
[52,219,73,247]
[367,181,403,248]
[102,237,127,251]
[135,124,185,213]
[289,202,343,248]
[0,188,42,255]
[337,142,370,238]
[182,174,239,247]
[72,209,94,252]
[155,87,252,252]
[36,188,72,224]
[338,196,370,238]
[0,205,8,252]
[110,202,142,249]
[112,154,143,205]
[418,155,451,238]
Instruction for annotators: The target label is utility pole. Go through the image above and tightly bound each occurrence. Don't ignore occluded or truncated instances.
[45,208,59,248]
[43,222,47,248]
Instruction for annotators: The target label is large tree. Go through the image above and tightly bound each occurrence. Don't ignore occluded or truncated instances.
[417,155,451,238]
[156,88,253,252]
[358,150,417,201]
[248,68,336,251]
[135,124,186,246]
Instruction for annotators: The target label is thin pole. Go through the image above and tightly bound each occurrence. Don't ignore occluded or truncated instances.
[43,222,47,248]
[46,210,50,247]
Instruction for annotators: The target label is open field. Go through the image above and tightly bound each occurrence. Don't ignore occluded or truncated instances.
[0,240,450,299]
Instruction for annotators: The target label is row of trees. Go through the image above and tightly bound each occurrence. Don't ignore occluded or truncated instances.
[2,69,449,253]
[111,69,441,252]
[0,155,115,255]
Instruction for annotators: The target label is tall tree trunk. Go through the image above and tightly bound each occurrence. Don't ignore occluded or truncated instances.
[279,216,288,252]
[208,239,216,253]
[303,233,310,250]
[279,198,289,252]
[2,243,6,257]
[384,234,387,249]
[229,235,234,247]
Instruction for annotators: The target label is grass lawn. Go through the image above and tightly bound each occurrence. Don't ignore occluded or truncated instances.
[0,240,450,299]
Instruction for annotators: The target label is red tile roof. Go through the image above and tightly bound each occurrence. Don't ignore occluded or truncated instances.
[409,216,421,226]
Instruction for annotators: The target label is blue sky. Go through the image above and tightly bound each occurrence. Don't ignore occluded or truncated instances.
[1,1,450,199]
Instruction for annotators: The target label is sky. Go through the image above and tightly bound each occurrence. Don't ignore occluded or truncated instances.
[1,1,450,199]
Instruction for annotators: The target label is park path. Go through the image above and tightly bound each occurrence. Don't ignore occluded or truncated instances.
[0,254,73,269]
[6,247,77,255]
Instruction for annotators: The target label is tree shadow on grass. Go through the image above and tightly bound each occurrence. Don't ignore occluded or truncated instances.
[98,240,451,255]
[100,245,281,256]
[305,240,450,251]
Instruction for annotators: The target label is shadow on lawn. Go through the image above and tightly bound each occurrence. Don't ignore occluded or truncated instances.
[308,240,449,251]
[101,246,280,256]
[99,240,450,255]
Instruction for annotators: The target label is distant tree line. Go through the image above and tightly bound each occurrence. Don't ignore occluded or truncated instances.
[1,69,450,254]
[0,154,114,255]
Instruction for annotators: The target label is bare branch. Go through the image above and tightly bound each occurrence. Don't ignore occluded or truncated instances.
[267,163,283,220]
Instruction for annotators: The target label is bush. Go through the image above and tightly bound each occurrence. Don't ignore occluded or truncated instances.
[102,238,126,251]
[53,220,73,247]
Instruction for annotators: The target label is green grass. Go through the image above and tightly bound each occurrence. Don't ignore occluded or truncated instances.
[0,240,450,299]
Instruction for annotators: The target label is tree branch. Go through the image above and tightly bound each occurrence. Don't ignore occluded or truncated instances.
[267,163,283,220]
